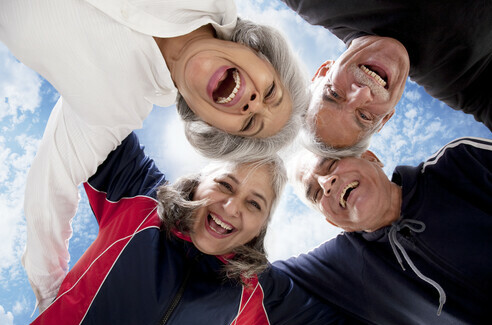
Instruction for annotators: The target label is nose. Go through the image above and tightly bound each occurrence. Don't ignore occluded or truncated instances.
[318,174,337,196]
[241,92,262,114]
[347,83,373,109]
[223,197,241,217]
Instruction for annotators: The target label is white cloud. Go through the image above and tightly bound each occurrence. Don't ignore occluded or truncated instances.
[0,43,42,126]
[0,305,14,325]
[158,111,210,181]
[12,298,27,315]
[404,108,418,119]
[236,0,344,77]
[266,187,342,261]
[404,89,421,102]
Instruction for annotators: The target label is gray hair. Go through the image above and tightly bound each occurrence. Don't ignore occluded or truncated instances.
[300,124,373,159]
[156,155,287,282]
[176,18,309,162]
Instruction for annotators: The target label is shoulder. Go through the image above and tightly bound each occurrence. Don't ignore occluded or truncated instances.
[421,137,492,173]
[87,132,166,201]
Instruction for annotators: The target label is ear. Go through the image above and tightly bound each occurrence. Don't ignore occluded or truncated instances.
[312,60,335,81]
[376,109,395,132]
[361,150,384,168]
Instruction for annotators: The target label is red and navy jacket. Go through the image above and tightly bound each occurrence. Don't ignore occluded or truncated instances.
[32,132,350,325]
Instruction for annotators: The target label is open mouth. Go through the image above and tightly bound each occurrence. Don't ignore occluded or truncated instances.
[360,65,388,89]
[339,181,359,208]
[207,213,234,235]
[213,68,241,104]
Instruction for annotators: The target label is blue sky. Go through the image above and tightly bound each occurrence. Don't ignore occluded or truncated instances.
[0,1,490,324]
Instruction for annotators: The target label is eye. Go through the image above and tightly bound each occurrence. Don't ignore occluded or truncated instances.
[358,111,372,121]
[312,189,321,203]
[329,88,340,99]
[322,85,342,103]
[218,180,233,192]
[241,115,256,132]
[328,159,338,172]
[265,82,276,100]
[249,200,262,211]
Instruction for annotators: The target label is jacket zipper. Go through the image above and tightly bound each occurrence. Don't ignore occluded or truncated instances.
[159,265,193,325]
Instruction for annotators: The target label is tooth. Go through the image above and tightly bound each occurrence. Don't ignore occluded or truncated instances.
[360,65,387,87]
[211,214,232,230]
[339,181,359,208]
[217,70,241,104]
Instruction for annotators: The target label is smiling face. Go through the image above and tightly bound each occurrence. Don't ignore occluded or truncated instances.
[297,151,401,232]
[190,163,275,255]
[174,38,292,138]
[307,36,409,148]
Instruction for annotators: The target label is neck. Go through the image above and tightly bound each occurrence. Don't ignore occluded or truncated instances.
[153,24,215,78]
[364,182,402,232]
[383,182,402,227]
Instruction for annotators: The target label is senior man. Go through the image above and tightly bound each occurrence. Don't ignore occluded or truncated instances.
[284,0,492,152]
[274,137,492,324]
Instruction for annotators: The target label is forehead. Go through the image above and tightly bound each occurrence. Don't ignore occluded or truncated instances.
[215,163,275,191]
[297,154,330,185]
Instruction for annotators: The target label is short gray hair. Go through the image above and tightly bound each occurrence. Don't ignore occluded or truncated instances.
[300,124,372,159]
[156,155,287,282]
[176,18,309,162]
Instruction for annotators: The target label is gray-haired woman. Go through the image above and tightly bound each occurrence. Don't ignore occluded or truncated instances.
[1,0,309,312]
[27,133,346,324]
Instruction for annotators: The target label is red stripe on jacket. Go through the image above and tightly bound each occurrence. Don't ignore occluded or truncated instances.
[31,183,160,325]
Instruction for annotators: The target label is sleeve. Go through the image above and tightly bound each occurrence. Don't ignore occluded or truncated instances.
[420,136,492,214]
[21,98,141,313]
[260,265,362,324]
[86,132,166,205]
[281,0,371,43]
[272,236,370,323]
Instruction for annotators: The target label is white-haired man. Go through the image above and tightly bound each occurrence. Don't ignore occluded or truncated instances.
[275,137,492,324]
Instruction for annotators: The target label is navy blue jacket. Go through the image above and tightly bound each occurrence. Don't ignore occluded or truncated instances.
[275,137,492,324]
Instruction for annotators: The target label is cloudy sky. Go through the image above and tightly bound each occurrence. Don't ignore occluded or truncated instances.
[0,1,490,324]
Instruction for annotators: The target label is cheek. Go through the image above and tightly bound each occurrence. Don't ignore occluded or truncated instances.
[319,200,337,221]
[244,215,268,238]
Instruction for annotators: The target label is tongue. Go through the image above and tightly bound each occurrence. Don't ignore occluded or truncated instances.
[213,68,236,102]
[210,217,228,235]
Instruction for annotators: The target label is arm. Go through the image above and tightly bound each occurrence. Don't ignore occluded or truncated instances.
[22,98,139,313]
[260,265,364,324]
[272,236,370,323]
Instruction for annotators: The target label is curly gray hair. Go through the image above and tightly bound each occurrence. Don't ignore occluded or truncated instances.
[156,155,287,282]
[176,18,309,162]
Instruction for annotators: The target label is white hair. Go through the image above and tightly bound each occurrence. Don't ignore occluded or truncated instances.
[176,18,309,162]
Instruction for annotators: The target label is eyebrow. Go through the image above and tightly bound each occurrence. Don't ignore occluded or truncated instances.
[305,182,313,202]
[228,174,268,207]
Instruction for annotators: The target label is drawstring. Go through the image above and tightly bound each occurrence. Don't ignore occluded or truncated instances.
[388,218,446,316]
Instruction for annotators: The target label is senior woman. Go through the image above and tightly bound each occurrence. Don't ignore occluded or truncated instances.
[29,133,347,324]
[0,0,307,160]
[0,0,308,313]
